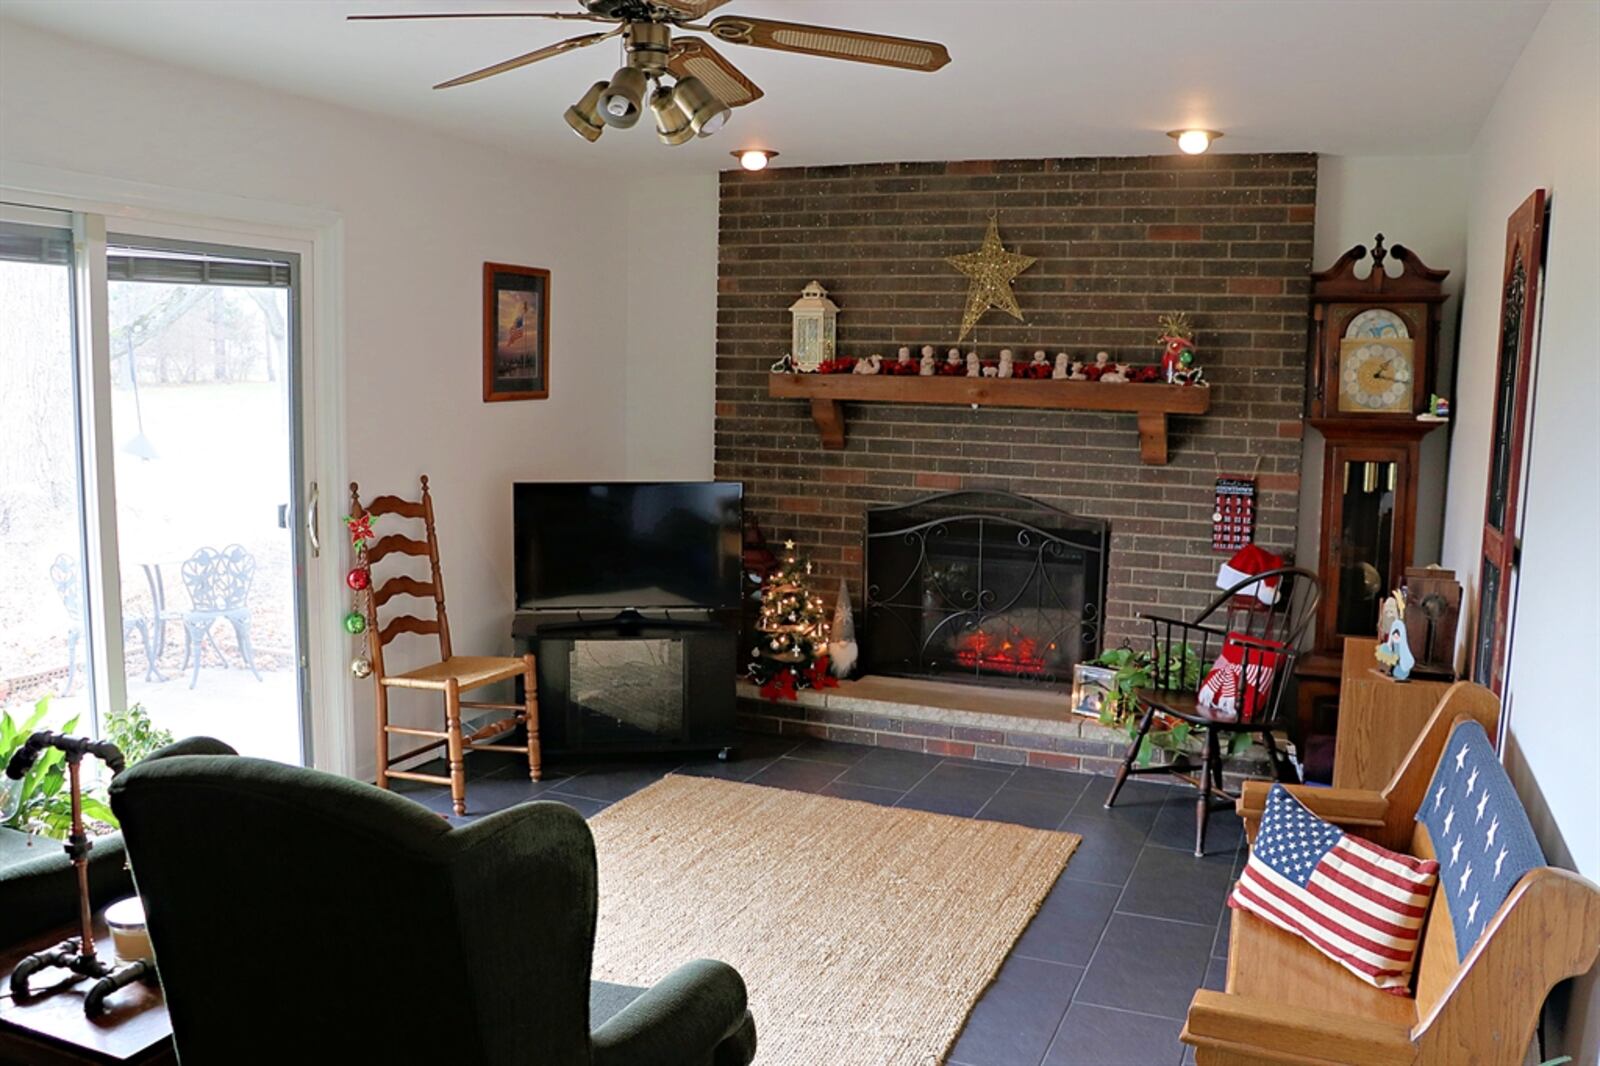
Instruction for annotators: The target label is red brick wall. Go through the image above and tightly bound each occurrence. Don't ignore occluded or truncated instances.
[714,154,1316,646]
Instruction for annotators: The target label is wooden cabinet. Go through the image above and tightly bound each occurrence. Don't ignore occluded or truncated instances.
[1330,637,1455,790]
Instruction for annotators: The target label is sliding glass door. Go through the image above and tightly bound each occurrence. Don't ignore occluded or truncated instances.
[0,210,312,764]
[106,239,306,764]
[0,214,95,727]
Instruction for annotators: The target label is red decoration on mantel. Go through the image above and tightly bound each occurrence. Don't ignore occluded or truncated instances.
[346,566,371,591]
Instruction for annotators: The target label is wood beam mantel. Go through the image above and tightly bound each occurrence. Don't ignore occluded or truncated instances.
[767,374,1210,465]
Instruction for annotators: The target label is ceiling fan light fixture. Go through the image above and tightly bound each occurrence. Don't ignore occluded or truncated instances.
[651,85,695,145]
[733,148,777,171]
[672,75,731,137]
[1168,129,1222,155]
[564,80,609,142]
[599,66,648,128]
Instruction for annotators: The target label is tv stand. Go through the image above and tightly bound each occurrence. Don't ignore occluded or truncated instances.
[511,610,738,760]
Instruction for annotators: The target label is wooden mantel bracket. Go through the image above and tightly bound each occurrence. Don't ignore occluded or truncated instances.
[768,374,1210,465]
[809,398,846,449]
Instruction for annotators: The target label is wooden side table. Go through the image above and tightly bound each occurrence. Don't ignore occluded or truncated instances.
[1330,637,1455,790]
[0,913,174,1065]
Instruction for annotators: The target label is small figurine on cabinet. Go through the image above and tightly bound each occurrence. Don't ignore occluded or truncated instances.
[1374,590,1416,681]
[1052,353,1071,379]
[919,347,936,375]
[965,352,981,377]
[940,348,965,375]
[997,349,1015,378]
[1068,360,1087,381]
[1157,311,1197,384]
[896,346,914,371]
[852,353,882,375]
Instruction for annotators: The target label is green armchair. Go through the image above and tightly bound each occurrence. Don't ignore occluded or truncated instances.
[108,740,756,1065]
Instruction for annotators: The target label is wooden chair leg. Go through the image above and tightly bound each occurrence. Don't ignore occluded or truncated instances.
[444,678,466,817]
[522,653,542,783]
[1195,727,1218,857]
[1106,706,1156,809]
[375,680,391,791]
[1259,728,1291,783]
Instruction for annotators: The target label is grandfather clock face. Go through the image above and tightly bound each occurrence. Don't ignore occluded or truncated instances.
[1333,306,1419,415]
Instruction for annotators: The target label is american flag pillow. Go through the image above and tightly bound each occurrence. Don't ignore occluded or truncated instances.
[1230,784,1439,992]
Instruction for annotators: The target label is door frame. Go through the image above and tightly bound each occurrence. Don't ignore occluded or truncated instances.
[1,164,352,775]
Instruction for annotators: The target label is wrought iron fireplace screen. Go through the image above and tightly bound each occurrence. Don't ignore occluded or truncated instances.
[862,491,1108,687]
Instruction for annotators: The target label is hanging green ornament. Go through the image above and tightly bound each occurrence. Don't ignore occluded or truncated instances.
[343,610,368,635]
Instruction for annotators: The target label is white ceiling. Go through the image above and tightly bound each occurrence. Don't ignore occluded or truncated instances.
[1,0,1548,172]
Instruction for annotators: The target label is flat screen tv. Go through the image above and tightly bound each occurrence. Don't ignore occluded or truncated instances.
[514,481,743,611]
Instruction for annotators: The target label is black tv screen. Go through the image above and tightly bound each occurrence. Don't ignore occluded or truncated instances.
[514,482,743,611]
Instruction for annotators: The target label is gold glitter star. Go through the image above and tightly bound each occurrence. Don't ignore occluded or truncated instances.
[946,215,1036,341]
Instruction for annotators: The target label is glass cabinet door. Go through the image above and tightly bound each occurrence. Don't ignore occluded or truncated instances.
[1325,442,1412,644]
[1334,458,1398,635]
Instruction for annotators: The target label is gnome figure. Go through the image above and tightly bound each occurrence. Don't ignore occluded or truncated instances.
[896,346,915,370]
[828,578,859,679]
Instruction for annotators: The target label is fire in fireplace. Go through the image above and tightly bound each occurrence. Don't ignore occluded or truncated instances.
[861,491,1108,688]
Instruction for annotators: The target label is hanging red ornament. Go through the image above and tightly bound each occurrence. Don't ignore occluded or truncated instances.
[346,566,371,591]
[344,513,374,549]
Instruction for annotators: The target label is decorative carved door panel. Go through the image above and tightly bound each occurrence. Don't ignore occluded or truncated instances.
[1471,189,1547,696]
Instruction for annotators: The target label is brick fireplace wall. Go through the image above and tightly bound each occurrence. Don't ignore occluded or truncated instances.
[714,153,1316,648]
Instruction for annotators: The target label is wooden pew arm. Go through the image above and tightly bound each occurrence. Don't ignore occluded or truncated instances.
[1183,990,1415,1065]
[1415,866,1600,1062]
[1237,781,1389,843]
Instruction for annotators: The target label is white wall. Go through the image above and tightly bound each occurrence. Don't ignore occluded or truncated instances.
[1440,2,1600,1058]
[623,174,719,480]
[1299,156,1470,598]
[0,20,635,779]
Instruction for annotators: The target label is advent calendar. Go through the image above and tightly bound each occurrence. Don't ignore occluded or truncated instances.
[1212,478,1256,551]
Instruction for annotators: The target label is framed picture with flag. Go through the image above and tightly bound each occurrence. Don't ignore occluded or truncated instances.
[483,262,550,402]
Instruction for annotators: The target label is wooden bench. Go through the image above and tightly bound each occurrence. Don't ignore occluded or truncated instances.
[1181,682,1600,1065]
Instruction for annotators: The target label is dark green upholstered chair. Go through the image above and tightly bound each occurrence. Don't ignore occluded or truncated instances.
[109,739,755,1066]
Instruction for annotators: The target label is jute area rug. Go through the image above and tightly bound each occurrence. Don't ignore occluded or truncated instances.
[588,775,1079,1065]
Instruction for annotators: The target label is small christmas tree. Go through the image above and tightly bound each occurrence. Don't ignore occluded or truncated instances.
[748,539,836,700]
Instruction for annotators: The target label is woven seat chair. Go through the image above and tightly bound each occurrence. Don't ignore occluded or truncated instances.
[350,476,539,815]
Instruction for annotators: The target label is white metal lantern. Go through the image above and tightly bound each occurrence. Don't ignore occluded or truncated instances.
[788,280,838,371]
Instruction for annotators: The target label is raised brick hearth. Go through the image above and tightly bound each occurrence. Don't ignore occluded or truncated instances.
[735,675,1276,790]
[715,152,1316,649]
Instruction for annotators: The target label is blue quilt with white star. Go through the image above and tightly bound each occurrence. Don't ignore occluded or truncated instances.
[1415,720,1544,960]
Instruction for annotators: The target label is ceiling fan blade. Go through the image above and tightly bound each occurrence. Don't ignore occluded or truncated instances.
[433,28,622,89]
[705,16,950,72]
[667,36,762,108]
[349,12,615,24]
[650,0,733,18]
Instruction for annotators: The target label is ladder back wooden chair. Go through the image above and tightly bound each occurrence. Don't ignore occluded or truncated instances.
[1105,566,1321,855]
[350,477,540,816]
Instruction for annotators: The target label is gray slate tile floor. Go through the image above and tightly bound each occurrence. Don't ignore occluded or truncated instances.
[393,732,1247,1066]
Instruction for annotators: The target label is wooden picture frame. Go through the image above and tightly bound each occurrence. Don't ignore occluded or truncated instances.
[483,262,550,402]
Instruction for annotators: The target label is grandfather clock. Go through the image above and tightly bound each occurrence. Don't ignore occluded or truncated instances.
[1295,235,1449,749]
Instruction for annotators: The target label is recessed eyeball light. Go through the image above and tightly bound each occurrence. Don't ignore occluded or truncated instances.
[1168,129,1222,155]
[733,149,778,171]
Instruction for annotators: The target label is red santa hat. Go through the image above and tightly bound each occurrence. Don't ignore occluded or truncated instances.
[1217,544,1283,605]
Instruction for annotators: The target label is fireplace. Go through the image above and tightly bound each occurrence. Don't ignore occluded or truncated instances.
[861,491,1108,688]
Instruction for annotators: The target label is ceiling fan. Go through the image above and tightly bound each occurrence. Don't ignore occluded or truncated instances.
[349,0,950,145]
